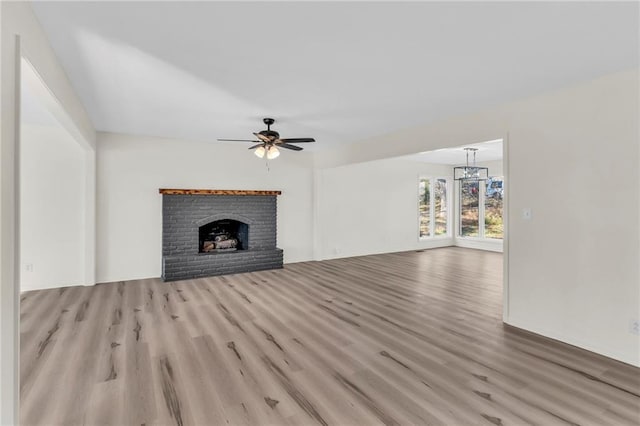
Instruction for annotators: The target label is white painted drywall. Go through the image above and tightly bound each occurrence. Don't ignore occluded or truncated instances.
[0,9,20,425]
[478,160,503,177]
[1,3,97,422]
[318,70,640,367]
[319,159,454,260]
[96,132,315,283]
[5,4,95,148]
[318,157,505,259]
[505,72,639,367]
[20,124,86,291]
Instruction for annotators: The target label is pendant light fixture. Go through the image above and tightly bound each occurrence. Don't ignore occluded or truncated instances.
[454,147,489,180]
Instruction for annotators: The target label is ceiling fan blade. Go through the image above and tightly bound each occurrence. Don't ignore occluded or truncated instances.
[278,138,315,143]
[278,143,303,151]
[253,132,271,143]
[248,144,263,150]
[218,139,261,143]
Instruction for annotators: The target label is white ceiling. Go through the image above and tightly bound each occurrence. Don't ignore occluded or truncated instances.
[31,1,638,150]
[407,139,503,165]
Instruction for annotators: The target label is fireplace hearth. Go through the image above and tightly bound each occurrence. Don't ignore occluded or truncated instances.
[160,189,283,281]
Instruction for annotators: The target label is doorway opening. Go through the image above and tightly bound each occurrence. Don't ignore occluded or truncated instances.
[401,137,509,321]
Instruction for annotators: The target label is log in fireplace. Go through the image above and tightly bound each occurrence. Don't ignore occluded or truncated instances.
[199,219,248,253]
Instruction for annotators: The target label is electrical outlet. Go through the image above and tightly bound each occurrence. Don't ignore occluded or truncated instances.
[25,263,34,272]
[630,319,640,336]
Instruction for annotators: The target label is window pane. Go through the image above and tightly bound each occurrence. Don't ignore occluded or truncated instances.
[434,179,447,236]
[460,180,479,237]
[485,177,504,239]
[419,179,430,237]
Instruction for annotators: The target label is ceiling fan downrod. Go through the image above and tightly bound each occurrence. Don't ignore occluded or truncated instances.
[263,117,275,131]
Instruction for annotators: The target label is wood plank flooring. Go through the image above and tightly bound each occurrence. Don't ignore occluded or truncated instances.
[20,247,640,425]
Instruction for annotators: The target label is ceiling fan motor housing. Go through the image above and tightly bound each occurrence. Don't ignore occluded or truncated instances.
[259,130,280,141]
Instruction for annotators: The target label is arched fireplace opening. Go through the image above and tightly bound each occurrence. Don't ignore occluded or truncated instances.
[199,219,248,253]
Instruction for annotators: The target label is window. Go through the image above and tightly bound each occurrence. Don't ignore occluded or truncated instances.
[434,179,448,236]
[459,180,479,237]
[484,177,504,239]
[419,178,449,238]
[458,176,504,239]
[419,178,431,237]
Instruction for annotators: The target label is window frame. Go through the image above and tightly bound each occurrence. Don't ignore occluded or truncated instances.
[418,176,451,240]
[456,176,504,240]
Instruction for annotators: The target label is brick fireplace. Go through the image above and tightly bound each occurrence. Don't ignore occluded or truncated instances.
[160,189,283,281]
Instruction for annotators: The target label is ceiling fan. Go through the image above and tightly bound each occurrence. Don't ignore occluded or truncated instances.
[218,118,315,159]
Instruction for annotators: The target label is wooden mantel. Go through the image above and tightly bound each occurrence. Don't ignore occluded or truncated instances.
[159,188,281,196]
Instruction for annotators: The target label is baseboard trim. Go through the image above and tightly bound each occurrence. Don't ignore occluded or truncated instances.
[504,318,640,368]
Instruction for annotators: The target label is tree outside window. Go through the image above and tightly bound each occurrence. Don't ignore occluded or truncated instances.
[419,178,448,238]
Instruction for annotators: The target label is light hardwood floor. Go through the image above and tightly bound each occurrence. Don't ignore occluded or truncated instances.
[20,247,640,425]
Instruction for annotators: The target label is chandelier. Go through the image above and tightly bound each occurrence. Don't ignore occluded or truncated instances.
[454,148,488,180]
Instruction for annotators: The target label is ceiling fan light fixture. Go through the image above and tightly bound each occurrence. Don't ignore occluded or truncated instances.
[254,145,266,158]
[266,145,280,159]
[218,118,315,159]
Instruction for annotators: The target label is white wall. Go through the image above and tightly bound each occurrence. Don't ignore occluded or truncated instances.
[1,3,96,423]
[317,69,640,367]
[21,57,98,290]
[319,158,453,259]
[318,157,506,259]
[478,159,503,177]
[96,132,315,283]
[0,8,20,424]
[505,72,639,367]
[20,124,85,291]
